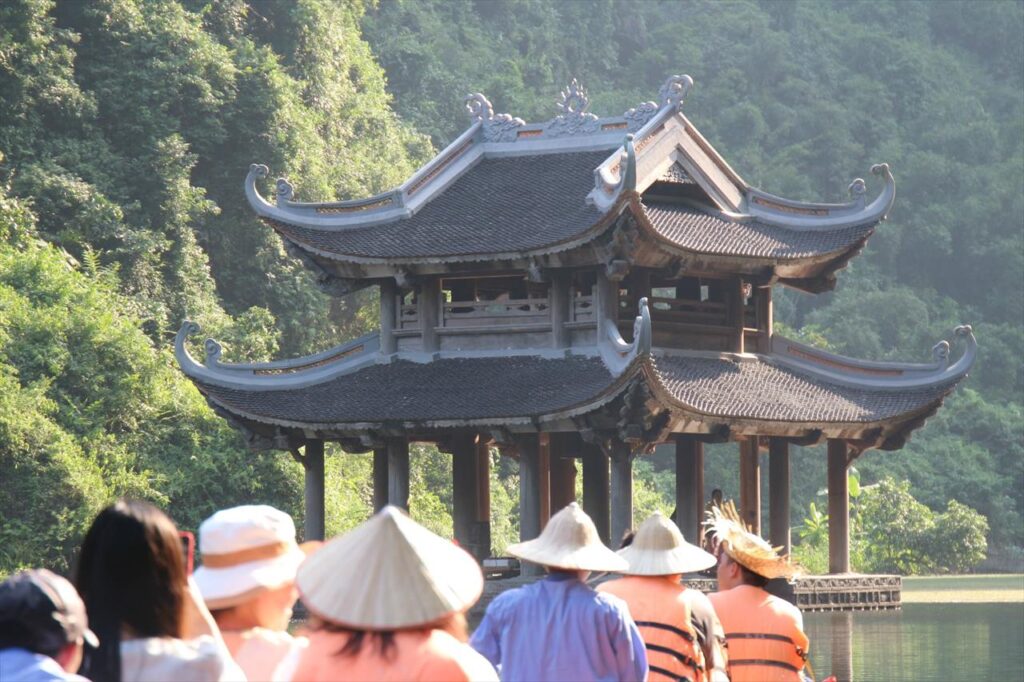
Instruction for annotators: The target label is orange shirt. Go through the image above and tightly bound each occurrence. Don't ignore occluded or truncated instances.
[290,629,498,682]
[599,576,705,682]
[708,585,808,682]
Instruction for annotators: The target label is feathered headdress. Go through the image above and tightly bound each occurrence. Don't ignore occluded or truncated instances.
[705,501,801,580]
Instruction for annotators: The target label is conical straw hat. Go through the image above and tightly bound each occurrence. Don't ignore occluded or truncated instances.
[706,502,801,580]
[617,511,716,575]
[507,502,628,572]
[296,506,483,630]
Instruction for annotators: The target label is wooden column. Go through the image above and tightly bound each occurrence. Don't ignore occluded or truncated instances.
[452,433,488,560]
[475,439,492,558]
[739,438,761,535]
[581,441,610,545]
[372,447,388,512]
[828,439,850,574]
[596,270,618,332]
[675,435,705,546]
[549,433,578,514]
[757,285,773,353]
[517,435,542,576]
[538,434,551,528]
[609,442,634,549]
[419,278,440,352]
[387,437,410,511]
[303,439,325,541]
[769,437,791,557]
[380,279,397,355]
[729,276,746,354]
[551,272,570,349]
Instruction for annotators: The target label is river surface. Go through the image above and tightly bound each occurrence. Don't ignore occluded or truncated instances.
[804,602,1024,681]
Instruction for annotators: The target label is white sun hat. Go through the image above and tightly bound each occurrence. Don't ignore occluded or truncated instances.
[617,511,716,575]
[506,502,628,572]
[296,505,484,630]
[194,505,316,610]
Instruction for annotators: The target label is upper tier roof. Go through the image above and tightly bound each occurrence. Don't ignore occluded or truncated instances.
[245,76,896,287]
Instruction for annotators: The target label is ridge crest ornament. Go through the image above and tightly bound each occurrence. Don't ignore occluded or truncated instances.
[545,78,600,137]
[465,93,525,143]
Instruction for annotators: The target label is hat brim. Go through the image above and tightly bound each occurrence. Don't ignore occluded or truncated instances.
[616,543,717,575]
[507,538,628,573]
[195,545,310,609]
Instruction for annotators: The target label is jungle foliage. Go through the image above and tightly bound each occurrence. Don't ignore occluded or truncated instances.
[0,0,1019,575]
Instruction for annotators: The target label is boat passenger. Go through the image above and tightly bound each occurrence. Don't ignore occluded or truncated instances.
[195,505,318,682]
[707,503,808,682]
[290,505,497,682]
[470,502,648,682]
[75,500,245,682]
[599,511,729,682]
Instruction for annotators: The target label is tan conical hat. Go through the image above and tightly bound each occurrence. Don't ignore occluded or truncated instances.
[296,506,483,630]
[506,502,628,572]
[706,502,801,580]
[617,511,716,575]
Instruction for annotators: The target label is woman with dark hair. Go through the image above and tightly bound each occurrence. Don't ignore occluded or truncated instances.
[75,500,244,682]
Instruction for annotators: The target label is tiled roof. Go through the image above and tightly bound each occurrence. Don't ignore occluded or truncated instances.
[658,163,696,184]
[271,151,610,261]
[650,355,954,423]
[197,355,618,426]
[642,202,875,259]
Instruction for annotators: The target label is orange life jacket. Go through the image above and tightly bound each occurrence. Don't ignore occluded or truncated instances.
[708,584,809,682]
[598,576,705,682]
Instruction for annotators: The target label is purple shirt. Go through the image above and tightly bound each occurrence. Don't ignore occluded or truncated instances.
[470,573,648,682]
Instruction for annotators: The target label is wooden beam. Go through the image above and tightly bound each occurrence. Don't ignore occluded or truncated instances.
[828,439,850,574]
[730,276,745,353]
[538,433,551,529]
[674,435,705,546]
[758,284,773,353]
[372,447,388,513]
[518,434,542,576]
[475,438,492,556]
[419,278,440,352]
[551,272,570,349]
[609,441,634,549]
[768,437,791,557]
[380,279,397,355]
[303,439,325,541]
[739,438,760,534]
[581,441,610,545]
[387,437,410,511]
[549,433,579,514]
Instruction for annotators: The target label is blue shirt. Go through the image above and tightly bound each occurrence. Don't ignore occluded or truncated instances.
[470,573,648,682]
[0,648,90,682]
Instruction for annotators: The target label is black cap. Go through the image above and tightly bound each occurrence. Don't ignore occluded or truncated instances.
[0,569,99,655]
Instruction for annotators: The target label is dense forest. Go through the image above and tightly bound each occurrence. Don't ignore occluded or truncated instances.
[0,0,1020,576]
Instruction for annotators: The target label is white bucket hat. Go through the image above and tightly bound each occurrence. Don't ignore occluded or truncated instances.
[617,511,716,575]
[194,505,315,610]
[506,502,628,572]
[296,506,483,630]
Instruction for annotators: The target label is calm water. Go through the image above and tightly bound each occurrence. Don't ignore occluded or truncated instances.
[804,603,1024,682]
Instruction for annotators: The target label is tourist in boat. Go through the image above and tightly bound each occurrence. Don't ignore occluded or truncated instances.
[598,511,729,682]
[195,505,318,681]
[75,500,245,682]
[290,505,497,682]
[0,569,98,681]
[707,503,808,682]
[470,502,648,682]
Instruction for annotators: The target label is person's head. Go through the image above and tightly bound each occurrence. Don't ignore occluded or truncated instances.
[706,502,798,591]
[711,489,723,505]
[506,502,628,578]
[0,569,98,673]
[715,545,768,591]
[195,505,311,632]
[75,500,187,681]
[297,506,482,659]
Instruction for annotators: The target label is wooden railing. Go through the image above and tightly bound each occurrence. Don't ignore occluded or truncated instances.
[442,297,550,327]
[397,297,419,330]
[572,295,595,322]
[622,296,728,327]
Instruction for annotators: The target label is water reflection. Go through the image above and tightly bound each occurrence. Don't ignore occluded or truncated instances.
[804,603,1023,682]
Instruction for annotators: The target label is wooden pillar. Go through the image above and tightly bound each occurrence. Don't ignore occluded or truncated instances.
[380,279,397,355]
[581,441,610,545]
[828,439,850,574]
[675,435,705,546]
[372,447,388,512]
[551,272,570,349]
[549,433,578,514]
[387,437,410,511]
[609,442,634,549]
[769,438,791,557]
[475,439,492,558]
[729,276,745,353]
[518,435,542,576]
[303,439,325,541]
[452,433,488,560]
[596,269,618,331]
[538,434,551,528]
[419,278,440,352]
[739,438,761,535]
[757,285,773,353]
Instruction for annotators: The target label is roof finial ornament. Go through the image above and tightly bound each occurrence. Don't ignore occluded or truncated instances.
[931,340,950,367]
[848,177,867,205]
[465,93,525,143]
[659,74,694,110]
[275,178,294,205]
[204,338,223,366]
[620,134,637,192]
[546,78,600,137]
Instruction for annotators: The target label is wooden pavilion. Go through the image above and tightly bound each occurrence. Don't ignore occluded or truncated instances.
[176,75,976,575]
